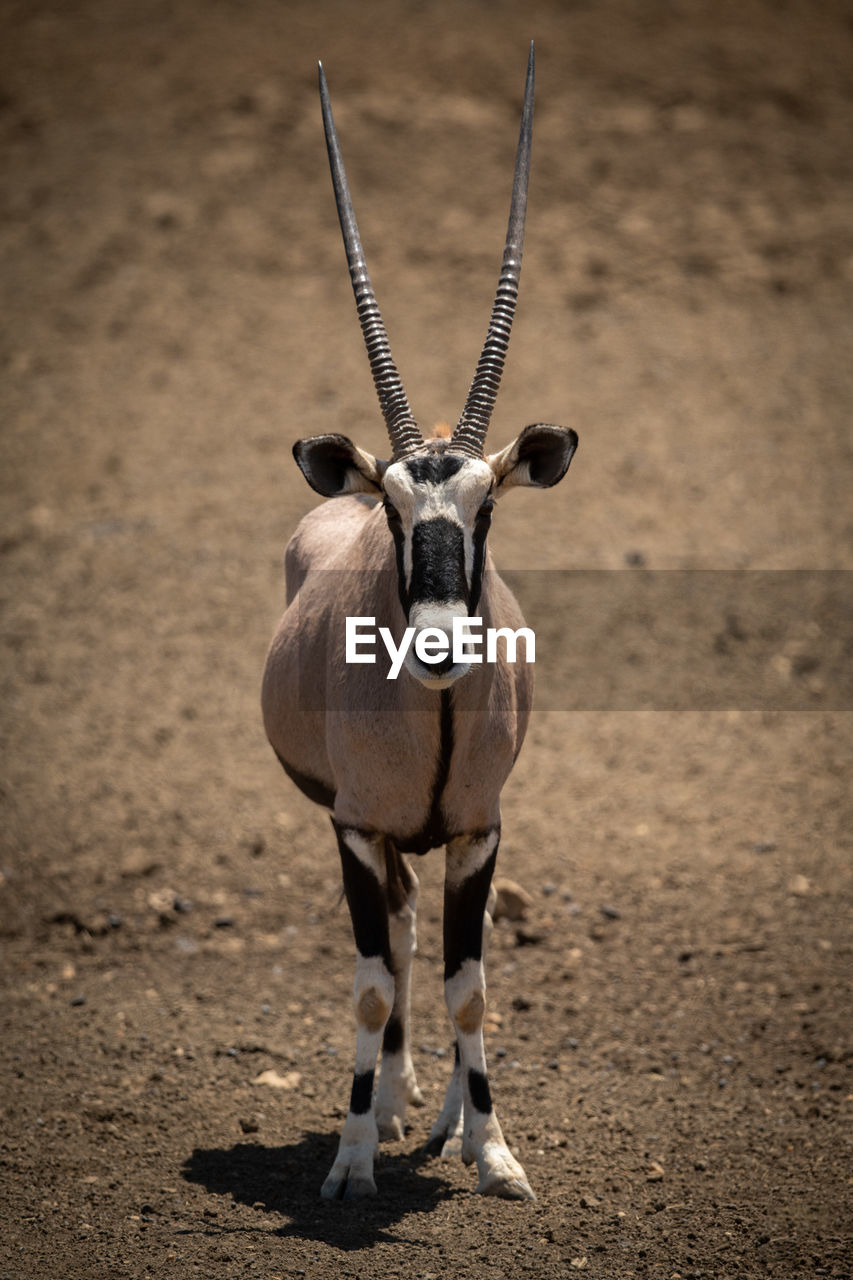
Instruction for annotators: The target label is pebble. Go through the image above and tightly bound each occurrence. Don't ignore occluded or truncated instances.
[253,1069,301,1090]
[492,878,533,922]
[120,849,161,878]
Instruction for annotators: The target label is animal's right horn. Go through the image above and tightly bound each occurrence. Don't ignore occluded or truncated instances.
[319,63,424,459]
[452,42,535,459]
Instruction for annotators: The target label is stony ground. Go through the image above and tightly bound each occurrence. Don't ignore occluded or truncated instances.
[1,1,851,1277]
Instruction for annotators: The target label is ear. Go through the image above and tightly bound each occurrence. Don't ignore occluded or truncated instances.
[293,434,386,497]
[488,424,578,491]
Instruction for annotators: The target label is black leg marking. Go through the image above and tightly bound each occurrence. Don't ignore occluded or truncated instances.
[383,840,413,916]
[333,821,392,970]
[468,1068,493,1115]
[443,845,498,980]
[349,1070,375,1116]
[382,1015,403,1057]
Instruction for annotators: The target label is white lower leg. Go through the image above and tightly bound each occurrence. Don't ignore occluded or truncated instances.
[322,954,395,1200]
[428,1049,464,1156]
[376,879,425,1140]
[445,961,534,1201]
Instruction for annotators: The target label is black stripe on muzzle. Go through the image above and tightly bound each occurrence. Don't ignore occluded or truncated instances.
[409,517,467,611]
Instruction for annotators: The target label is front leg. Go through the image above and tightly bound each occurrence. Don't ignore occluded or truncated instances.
[428,883,496,1158]
[323,823,395,1201]
[442,830,534,1201]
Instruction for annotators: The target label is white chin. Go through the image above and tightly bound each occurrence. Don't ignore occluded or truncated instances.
[407,660,472,690]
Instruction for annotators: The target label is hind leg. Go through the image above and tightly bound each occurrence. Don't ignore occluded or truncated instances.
[375,846,425,1140]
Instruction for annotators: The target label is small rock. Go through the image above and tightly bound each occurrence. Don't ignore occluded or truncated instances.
[600,904,621,920]
[253,1069,301,1090]
[147,887,178,914]
[646,1159,665,1182]
[789,874,811,896]
[239,1117,260,1134]
[120,849,161,878]
[493,878,533,922]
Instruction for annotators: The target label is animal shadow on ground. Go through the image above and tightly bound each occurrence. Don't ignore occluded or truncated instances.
[182,1133,452,1247]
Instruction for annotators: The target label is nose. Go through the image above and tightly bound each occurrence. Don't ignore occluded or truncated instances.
[431,648,456,676]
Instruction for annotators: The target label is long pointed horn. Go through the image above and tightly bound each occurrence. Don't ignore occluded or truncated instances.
[452,42,535,458]
[319,63,423,459]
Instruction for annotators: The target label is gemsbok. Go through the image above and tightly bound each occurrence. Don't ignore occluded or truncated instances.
[262,43,578,1201]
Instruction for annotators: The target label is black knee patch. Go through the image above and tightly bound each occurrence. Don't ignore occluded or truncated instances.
[382,1015,404,1057]
[334,823,393,970]
[349,1069,375,1116]
[444,844,499,980]
[467,1068,492,1114]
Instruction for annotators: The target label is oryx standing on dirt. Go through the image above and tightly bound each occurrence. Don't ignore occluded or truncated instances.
[262,44,578,1201]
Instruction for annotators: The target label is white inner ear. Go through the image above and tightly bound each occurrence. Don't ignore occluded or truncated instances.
[487,438,524,492]
[348,446,385,492]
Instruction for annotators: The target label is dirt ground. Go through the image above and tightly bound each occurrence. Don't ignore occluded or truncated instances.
[1,1,852,1276]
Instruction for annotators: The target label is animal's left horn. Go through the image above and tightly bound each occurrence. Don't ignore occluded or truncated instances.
[319,63,424,459]
[452,42,535,458]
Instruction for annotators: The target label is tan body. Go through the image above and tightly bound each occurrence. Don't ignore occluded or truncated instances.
[262,494,532,845]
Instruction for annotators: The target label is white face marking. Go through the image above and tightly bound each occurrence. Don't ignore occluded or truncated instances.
[382,455,493,515]
[382,454,494,597]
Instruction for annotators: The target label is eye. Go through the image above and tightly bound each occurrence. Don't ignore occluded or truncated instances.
[477,498,494,519]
